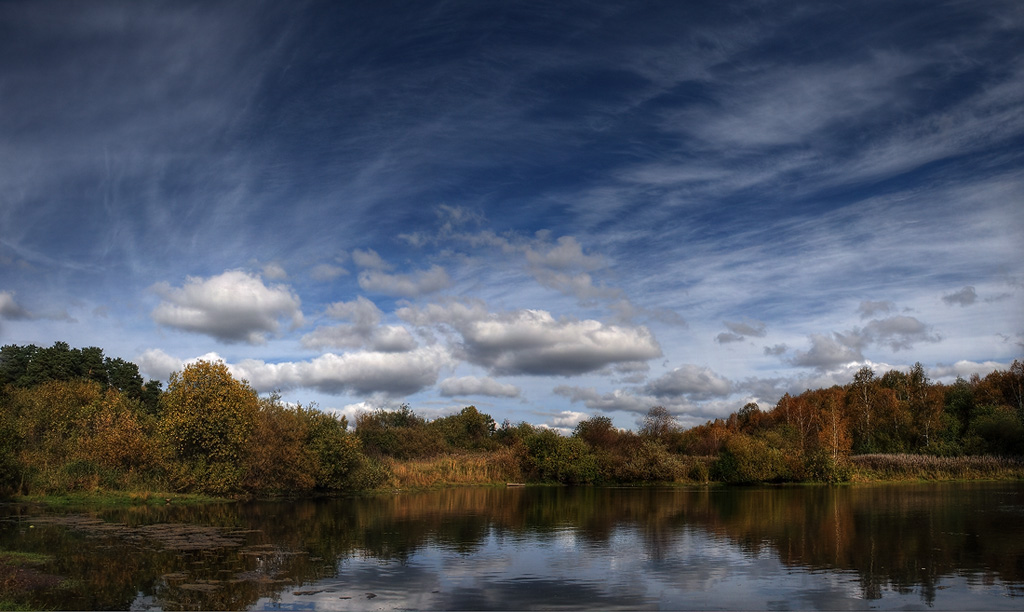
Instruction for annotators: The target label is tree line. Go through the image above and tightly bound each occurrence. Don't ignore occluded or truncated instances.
[0,342,1021,496]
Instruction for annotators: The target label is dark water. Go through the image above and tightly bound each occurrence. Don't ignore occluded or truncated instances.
[1,482,1022,610]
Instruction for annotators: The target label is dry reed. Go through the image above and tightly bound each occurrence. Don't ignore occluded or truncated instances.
[850,453,1024,481]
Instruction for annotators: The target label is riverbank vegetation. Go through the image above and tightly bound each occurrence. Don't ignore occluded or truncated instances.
[0,342,1021,498]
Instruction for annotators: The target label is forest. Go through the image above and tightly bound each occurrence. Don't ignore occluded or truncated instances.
[0,342,1021,497]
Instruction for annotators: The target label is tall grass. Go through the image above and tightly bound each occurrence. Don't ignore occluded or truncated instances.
[385,447,525,489]
[850,453,1024,481]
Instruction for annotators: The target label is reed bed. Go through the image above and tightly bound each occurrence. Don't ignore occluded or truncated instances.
[850,453,1024,481]
[385,448,524,489]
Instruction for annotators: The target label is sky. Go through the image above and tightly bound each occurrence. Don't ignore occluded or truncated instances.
[1,0,1022,432]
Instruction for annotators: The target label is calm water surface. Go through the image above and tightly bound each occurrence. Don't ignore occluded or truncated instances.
[1,482,1021,610]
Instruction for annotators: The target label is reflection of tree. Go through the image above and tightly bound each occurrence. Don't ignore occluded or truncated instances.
[1,484,1021,609]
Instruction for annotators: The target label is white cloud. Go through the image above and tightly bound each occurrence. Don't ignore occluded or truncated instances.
[300,324,417,353]
[645,364,733,400]
[942,286,978,307]
[791,333,864,370]
[151,270,303,344]
[301,296,417,352]
[553,385,657,415]
[551,410,588,428]
[460,309,662,376]
[860,315,940,351]
[134,348,184,382]
[351,248,392,270]
[439,375,520,398]
[230,345,453,396]
[358,265,452,297]
[325,296,382,326]
[396,299,491,328]
[398,301,662,376]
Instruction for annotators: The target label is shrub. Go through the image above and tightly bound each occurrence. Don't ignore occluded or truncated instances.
[802,450,851,483]
[712,433,791,484]
[525,429,599,485]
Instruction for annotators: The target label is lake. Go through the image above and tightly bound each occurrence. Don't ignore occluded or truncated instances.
[1,482,1022,610]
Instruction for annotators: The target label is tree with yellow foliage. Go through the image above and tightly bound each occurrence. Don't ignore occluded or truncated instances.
[158,360,259,493]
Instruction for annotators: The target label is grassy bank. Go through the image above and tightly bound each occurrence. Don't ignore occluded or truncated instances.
[9,490,233,509]
[380,452,1022,489]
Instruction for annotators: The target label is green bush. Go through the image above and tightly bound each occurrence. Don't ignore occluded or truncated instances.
[802,451,851,483]
[712,434,791,484]
[525,429,599,485]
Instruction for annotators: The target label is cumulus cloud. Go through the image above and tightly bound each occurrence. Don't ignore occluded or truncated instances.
[645,364,733,400]
[553,384,735,424]
[358,265,452,297]
[301,296,417,352]
[396,299,491,328]
[791,333,864,369]
[230,345,453,396]
[326,296,379,324]
[134,348,185,382]
[136,345,451,397]
[439,375,520,398]
[0,291,32,320]
[301,324,417,352]
[942,286,978,307]
[860,315,940,350]
[553,385,659,415]
[550,410,588,428]
[398,301,662,376]
[789,312,940,370]
[351,248,392,271]
[524,236,621,302]
[460,309,662,376]
[151,270,303,344]
[764,344,788,356]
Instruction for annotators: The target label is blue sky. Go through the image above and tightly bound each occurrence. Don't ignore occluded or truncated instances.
[1,0,1021,431]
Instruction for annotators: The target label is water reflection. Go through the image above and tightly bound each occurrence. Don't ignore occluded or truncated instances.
[0,482,1021,610]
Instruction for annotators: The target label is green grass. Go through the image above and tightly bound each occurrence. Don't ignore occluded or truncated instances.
[0,599,40,611]
[0,551,50,568]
